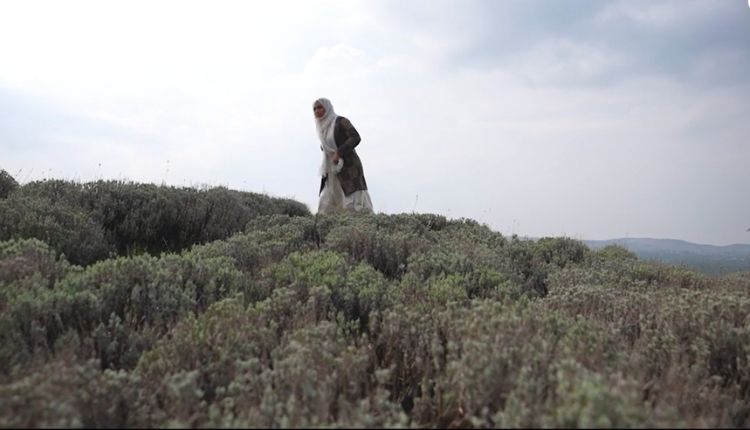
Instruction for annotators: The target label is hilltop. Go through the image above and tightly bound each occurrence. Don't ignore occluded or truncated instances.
[0,170,748,428]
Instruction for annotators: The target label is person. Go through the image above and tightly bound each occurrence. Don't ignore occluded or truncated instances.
[313,98,373,214]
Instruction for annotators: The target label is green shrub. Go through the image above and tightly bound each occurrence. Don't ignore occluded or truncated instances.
[595,244,638,262]
[533,236,591,270]
[407,249,475,281]
[136,297,273,410]
[365,305,443,419]
[0,195,113,265]
[532,360,649,428]
[155,253,253,313]
[0,250,253,373]
[14,180,311,258]
[189,215,320,277]
[260,250,395,331]
[0,238,72,289]
[2,195,749,427]
[189,234,266,275]
[0,276,63,373]
[395,302,627,427]
[323,217,429,279]
[500,236,551,297]
[264,196,310,218]
[261,251,347,298]
[136,297,406,427]
[0,170,18,199]
[434,219,508,268]
[0,358,143,428]
[244,215,320,252]
[407,249,512,301]
[62,256,191,332]
[229,321,388,428]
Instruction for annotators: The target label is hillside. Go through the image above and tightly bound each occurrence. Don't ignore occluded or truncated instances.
[585,238,750,276]
[1,171,749,428]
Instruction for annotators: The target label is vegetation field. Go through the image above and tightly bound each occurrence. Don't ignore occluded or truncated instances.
[1,171,748,428]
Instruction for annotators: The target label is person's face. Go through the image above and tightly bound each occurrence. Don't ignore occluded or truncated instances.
[313,103,326,118]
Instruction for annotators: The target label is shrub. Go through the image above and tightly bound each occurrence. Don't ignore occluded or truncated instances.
[532,360,649,428]
[533,237,591,270]
[154,253,253,313]
[595,244,638,262]
[14,180,311,258]
[0,275,63,374]
[407,249,513,301]
[189,234,266,275]
[0,240,75,372]
[265,196,310,218]
[398,302,628,427]
[61,255,192,332]
[0,195,112,265]
[0,238,72,289]
[260,250,394,331]
[136,297,406,427]
[3,195,750,427]
[407,249,475,281]
[188,215,320,277]
[0,170,18,199]
[500,236,551,297]
[228,321,388,428]
[136,298,273,411]
[244,215,320,252]
[261,251,347,299]
[434,219,508,268]
[366,305,443,418]
[0,358,143,428]
[323,217,429,279]
[0,256,174,372]
[0,250,253,373]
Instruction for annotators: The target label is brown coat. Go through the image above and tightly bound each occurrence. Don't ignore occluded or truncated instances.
[319,116,369,196]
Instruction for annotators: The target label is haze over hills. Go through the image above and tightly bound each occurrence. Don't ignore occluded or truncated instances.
[584,237,750,276]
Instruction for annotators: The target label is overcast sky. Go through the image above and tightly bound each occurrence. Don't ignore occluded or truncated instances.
[1,0,749,245]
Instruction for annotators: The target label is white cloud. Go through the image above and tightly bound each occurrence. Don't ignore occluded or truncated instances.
[501,40,631,87]
[597,0,716,27]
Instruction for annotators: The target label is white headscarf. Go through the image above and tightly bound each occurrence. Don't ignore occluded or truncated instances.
[313,98,340,176]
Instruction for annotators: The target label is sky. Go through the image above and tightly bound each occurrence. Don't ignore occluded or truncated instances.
[1,0,749,246]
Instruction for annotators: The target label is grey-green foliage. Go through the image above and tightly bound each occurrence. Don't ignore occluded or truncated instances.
[7,179,311,263]
[0,238,73,288]
[1,208,749,428]
[0,169,19,199]
[0,195,113,265]
[0,242,252,374]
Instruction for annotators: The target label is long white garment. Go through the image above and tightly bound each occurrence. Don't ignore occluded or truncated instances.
[318,156,373,214]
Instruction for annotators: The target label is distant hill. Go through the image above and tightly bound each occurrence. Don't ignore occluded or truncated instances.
[584,238,750,276]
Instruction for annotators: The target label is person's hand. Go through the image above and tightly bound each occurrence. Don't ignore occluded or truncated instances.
[331,151,340,164]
